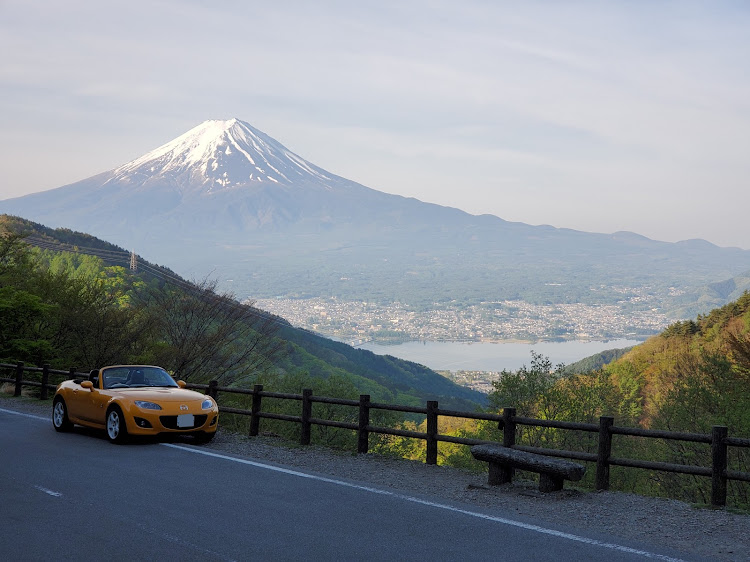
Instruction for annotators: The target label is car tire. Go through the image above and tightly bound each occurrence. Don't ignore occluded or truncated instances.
[194,432,215,444]
[106,406,129,444]
[52,397,73,432]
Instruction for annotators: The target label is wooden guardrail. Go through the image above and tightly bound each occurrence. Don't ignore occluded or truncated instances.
[3,361,750,507]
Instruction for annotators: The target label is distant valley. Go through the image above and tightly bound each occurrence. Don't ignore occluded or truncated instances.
[3,118,750,343]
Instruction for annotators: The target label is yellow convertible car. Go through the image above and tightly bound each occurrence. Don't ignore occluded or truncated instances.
[52,365,219,444]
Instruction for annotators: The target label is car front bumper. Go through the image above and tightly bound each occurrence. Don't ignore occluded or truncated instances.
[127,409,219,436]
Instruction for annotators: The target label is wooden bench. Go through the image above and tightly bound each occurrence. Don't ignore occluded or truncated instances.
[471,444,586,492]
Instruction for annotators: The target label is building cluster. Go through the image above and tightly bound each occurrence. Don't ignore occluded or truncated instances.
[251,291,671,344]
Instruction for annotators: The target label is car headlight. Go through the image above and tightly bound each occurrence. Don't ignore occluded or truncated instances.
[201,398,215,410]
[134,400,162,410]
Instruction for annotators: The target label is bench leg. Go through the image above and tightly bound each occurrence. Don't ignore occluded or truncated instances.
[539,473,564,492]
[488,462,513,485]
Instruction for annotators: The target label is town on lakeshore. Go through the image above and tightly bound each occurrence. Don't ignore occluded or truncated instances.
[252,293,669,346]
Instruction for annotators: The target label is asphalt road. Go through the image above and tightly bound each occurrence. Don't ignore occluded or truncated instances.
[0,406,695,561]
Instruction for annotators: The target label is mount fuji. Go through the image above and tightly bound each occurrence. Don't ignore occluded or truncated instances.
[1,119,394,235]
[3,118,750,314]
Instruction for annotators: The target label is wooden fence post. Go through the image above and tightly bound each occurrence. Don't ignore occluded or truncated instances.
[711,425,729,507]
[40,364,50,400]
[502,407,516,447]
[358,394,370,454]
[596,416,614,490]
[301,389,312,446]
[249,384,263,437]
[497,407,517,483]
[14,362,24,397]
[426,401,439,465]
[207,380,219,400]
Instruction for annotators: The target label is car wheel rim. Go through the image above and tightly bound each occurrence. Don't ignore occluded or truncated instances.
[53,403,64,426]
[107,412,120,439]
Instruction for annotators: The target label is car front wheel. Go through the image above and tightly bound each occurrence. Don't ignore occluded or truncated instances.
[106,406,128,444]
[52,397,73,432]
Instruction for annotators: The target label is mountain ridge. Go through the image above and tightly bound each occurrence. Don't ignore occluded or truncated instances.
[2,118,750,323]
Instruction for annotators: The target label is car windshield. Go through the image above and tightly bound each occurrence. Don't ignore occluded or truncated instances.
[102,366,179,389]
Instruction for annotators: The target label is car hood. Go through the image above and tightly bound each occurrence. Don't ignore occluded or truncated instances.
[113,388,208,403]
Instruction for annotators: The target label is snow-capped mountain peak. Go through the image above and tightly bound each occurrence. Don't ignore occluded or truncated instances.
[108,118,333,192]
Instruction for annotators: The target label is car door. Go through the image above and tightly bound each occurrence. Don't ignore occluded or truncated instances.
[65,381,91,423]
[76,376,111,425]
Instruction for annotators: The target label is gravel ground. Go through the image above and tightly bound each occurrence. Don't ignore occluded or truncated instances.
[4,394,750,561]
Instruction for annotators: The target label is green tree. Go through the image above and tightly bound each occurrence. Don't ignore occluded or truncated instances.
[0,230,56,363]
[0,286,55,363]
[488,352,563,417]
[0,229,34,282]
[649,350,750,505]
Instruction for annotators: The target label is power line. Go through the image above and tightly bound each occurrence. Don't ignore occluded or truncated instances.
[24,235,130,258]
[24,236,132,263]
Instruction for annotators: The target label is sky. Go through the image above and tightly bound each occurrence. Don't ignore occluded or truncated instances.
[1,1,749,248]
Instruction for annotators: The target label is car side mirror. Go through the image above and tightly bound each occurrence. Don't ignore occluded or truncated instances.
[177,380,186,388]
[81,380,94,390]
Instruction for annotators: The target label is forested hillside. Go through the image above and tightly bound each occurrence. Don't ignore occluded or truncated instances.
[604,291,750,431]
[0,215,483,410]
[563,346,634,374]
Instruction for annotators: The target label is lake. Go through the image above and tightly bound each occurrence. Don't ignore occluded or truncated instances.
[356,339,642,372]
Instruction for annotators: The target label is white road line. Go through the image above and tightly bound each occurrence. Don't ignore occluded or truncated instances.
[163,443,686,562]
[0,408,48,421]
[34,485,62,497]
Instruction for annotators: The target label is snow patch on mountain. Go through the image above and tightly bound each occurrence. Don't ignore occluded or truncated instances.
[106,118,334,193]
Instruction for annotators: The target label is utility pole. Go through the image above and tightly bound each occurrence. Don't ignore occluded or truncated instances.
[129,250,137,272]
